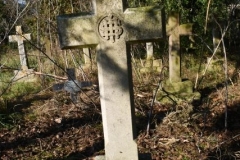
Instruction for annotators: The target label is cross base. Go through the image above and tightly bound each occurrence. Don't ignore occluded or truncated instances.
[94,153,152,160]
[139,59,162,73]
[12,69,38,82]
[156,80,201,104]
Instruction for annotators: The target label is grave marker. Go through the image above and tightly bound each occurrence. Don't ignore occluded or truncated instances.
[140,42,162,73]
[8,26,37,82]
[156,13,201,104]
[166,13,193,83]
[53,68,92,103]
[146,42,153,60]
[9,26,31,70]
[57,0,163,159]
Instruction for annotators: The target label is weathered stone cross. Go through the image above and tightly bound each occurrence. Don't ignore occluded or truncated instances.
[57,1,162,159]
[9,26,31,70]
[53,68,92,103]
[166,13,193,83]
[146,42,153,60]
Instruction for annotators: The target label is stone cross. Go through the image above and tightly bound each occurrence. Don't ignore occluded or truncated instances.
[166,13,192,83]
[57,1,162,159]
[9,26,31,71]
[146,42,153,60]
[53,68,92,103]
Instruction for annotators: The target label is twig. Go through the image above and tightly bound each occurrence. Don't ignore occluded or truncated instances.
[221,27,228,132]
[146,66,167,136]
[213,134,240,151]
[212,15,229,131]
[196,25,227,89]
[204,0,212,34]
[37,138,43,151]
[34,71,67,80]
[191,34,213,89]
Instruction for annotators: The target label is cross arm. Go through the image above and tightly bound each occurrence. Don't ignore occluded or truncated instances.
[179,23,193,35]
[23,34,31,41]
[166,23,193,36]
[124,6,163,42]
[8,35,19,42]
[57,14,99,49]
[9,33,31,42]
[52,81,92,92]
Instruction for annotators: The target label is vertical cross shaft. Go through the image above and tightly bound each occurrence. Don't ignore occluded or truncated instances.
[166,13,193,83]
[9,26,31,70]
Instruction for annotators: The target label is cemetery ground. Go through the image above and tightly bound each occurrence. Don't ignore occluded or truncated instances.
[1,49,240,159]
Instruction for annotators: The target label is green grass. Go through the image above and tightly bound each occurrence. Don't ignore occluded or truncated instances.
[1,81,41,100]
[0,71,41,128]
[0,112,23,129]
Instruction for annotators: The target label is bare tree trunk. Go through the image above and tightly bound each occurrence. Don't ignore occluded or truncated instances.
[36,1,42,73]
[47,0,56,78]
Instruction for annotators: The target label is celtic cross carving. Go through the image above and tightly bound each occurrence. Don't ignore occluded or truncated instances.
[98,15,123,43]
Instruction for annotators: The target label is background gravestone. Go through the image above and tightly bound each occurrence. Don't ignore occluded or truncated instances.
[166,13,193,83]
[156,13,200,104]
[9,26,30,70]
[8,26,37,82]
[139,42,162,73]
[57,0,163,159]
[53,68,92,103]
[146,42,153,60]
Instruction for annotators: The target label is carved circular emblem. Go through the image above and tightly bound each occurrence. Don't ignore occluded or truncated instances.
[98,15,123,43]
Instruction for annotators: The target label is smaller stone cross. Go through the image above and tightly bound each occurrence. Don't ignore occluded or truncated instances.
[166,13,193,83]
[53,68,92,103]
[9,26,31,71]
[146,42,153,60]
[157,13,201,104]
